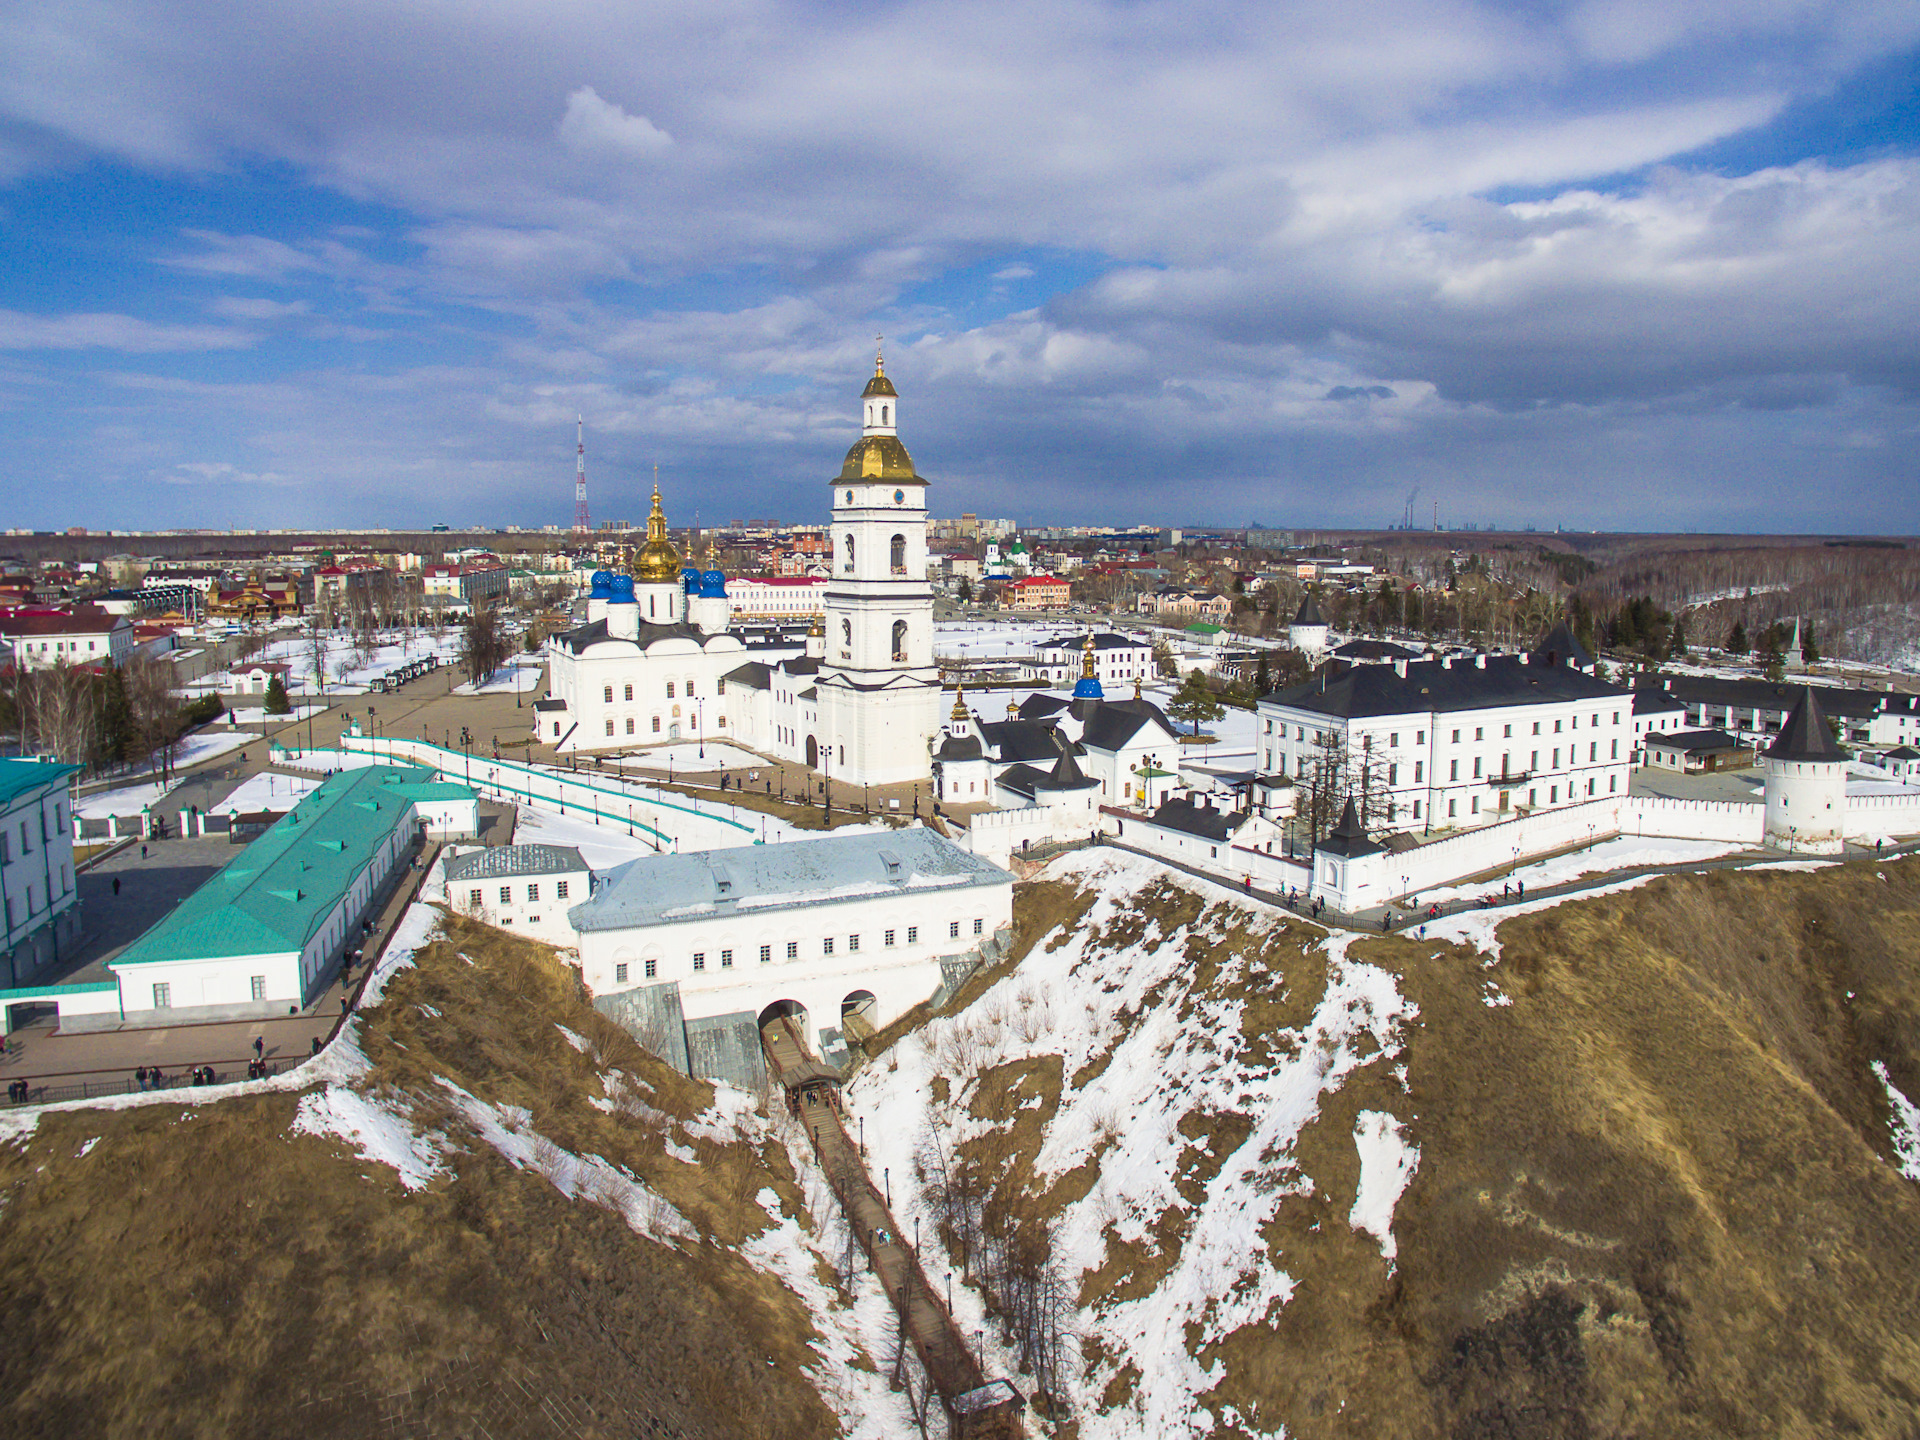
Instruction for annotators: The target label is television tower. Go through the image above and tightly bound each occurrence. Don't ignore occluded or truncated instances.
[573,416,590,535]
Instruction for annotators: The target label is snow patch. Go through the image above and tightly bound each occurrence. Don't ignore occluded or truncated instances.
[1349,1111,1419,1261]
[291,1086,446,1191]
[1873,1061,1920,1181]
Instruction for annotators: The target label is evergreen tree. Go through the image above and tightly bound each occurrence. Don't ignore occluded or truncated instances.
[1667,618,1687,659]
[1801,622,1819,665]
[264,672,292,715]
[1254,652,1271,697]
[1167,671,1225,737]
[1726,619,1748,654]
[99,665,134,764]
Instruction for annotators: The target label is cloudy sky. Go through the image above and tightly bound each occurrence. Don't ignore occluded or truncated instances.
[2,1,1917,534]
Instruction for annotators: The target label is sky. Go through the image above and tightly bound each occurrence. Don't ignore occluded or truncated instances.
[2,1,1919,535]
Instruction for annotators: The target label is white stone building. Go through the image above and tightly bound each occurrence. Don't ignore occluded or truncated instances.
[1024,632,1154,689]
[537,355,943,788]
[0,605,134,670]
[1763,687,1847,854]
[0,758,81,993]
[568,826,1012,1078]
[1258,649,1634,833]
[445,844,593,949]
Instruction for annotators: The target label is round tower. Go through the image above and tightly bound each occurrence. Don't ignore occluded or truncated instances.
[606,573,639,641]
[1763,686,1847,854]
[690,542,730,634]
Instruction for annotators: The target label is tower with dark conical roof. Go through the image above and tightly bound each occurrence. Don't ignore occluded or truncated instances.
[1763,685,1847,854]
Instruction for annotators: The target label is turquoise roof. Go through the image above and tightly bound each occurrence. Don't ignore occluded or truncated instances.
[111,764,468,968]
[0,758,80,808]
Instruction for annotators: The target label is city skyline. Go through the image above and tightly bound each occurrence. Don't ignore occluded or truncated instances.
[2,2,1918,533]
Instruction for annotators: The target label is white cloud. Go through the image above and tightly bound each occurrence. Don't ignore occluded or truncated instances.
[557,85,671,158]
[0,309,254,352]
[207,296,311,321]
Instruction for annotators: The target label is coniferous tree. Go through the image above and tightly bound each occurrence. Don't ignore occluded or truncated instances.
[264,672,293,715]
[1667,618,1687,659]
[1801,622,1819,665]
[1727,619,1749,654]
[99,665,134,764]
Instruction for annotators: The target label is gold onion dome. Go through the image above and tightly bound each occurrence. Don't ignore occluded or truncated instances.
[862,343,898,398]
[951,678,970,720]
[632,485,682,582]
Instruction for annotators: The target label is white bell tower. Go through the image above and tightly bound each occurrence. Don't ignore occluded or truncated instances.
[816,344,942,787]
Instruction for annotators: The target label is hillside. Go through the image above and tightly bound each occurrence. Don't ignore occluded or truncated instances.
[0,912,916,1440]
[851,850,1920,1437]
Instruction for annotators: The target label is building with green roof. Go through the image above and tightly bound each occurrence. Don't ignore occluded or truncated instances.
[0,757,82,989]
[97,764,476,1028]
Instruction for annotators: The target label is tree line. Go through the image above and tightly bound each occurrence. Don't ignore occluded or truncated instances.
[4,659,220,777]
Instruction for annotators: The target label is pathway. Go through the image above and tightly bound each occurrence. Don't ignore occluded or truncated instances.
[762,1019,1024,1435]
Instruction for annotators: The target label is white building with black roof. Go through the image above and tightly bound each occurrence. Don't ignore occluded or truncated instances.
[1645,675,1920,751]
[1289,594,1329,653]
[1258,649,1634,833]
[445,844,593,947]
[1631,687,1689,759]
[1024,631,1154,689]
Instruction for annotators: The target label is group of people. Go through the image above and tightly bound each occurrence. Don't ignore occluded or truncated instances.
[5,1078,28,1104]
[134,1066,167,1090]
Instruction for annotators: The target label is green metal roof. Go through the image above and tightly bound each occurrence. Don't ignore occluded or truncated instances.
[111,764,467,969]
[0,757,80,808]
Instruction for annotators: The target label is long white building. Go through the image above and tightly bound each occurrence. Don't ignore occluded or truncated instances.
[1258,649,1634,832]
[567,826,1012,1081]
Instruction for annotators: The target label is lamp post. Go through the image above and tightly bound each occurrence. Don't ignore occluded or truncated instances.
[884,1166,890,1206]
[859,1116,865,1156]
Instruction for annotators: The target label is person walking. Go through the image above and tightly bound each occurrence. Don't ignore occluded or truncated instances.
[141,843,148,860]
[1516,880,1525,900]
[253,1036,264,1062]
[111,877,120,896]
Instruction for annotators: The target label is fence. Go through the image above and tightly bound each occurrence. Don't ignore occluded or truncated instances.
[0,1054,308,1108]
[335,732,765,851]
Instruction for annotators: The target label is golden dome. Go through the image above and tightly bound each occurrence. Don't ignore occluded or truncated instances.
[632,485,682,583]
[839,434,920,481]
[950,678,969,721]
[862,343,897,398]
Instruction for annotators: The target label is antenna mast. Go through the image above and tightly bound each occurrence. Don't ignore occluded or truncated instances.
[573,416,591,535]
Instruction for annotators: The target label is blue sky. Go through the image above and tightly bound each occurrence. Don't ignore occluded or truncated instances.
[1,1,1918,534]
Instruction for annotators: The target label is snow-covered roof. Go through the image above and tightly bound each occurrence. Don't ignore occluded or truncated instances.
[444,844,590,882]
[568,826,1010,932]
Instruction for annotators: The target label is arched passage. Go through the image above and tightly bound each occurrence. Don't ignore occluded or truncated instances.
[841,989,878,1040]
[805,734,819,768]
[759,998,808,1029]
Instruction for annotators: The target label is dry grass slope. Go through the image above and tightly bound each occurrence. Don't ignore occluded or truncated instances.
[0,913,844,1440]
[929,857,1920,1438]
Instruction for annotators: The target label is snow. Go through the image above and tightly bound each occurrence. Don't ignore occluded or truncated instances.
[210,770,321,813]
[511,805,689,871]
[76,780,171,819]
[450,656,543,696]
[1348,1111,1419,1262]
[609,741,765,769]
[1872,1061,1920,1181]
[291,1087,446,1192]
[1419,875,1663,960]
[1747,859,1841,872]
[1415,836,1747,906]
[277,747,384,773]
[850,847,1419,1438]
[555,1024,590,1053]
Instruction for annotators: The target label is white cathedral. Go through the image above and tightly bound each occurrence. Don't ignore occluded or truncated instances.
[535,353,944,786]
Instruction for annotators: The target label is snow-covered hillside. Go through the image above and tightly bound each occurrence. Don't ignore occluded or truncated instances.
[850,849,1420,1436]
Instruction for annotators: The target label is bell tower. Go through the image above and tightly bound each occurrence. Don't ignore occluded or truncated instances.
[816,344,942,786]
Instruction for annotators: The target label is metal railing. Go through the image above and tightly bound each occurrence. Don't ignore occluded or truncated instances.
[1,1053,309,1108]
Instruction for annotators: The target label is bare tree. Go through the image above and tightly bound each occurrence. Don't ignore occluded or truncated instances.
[125,657,184,784]
[18,662,99,767]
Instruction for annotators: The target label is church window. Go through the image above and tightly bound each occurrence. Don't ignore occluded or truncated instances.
[693,953,705,971]
[717,678,726,695]
[718,716,727,728]
[721,949,733,968]
[556,882,569,899]
[848,934,860,952]
[500,887,512,904]
[892,619,908,661]
[841,619,852,646]
[603,685,613,703]
[822,937,834,956]
[949,921,960,938]
[759,945,771,964]
[604,719,614,736]
[469,890,483,909]
[884,929,895,946]
[616,963,628,984]
[624,683,633,701]
[667,682,675,698]
[844,534,856,572]
[890,534,906,574]
[644,959,657,978]
[652,716,661,732]
[907,926,918,943]
[625,718,635,734]
[686,680,695,696]
[973,918,984,935]
[787,940,799,959]
[527,884,539,903]
[882,404,889,424]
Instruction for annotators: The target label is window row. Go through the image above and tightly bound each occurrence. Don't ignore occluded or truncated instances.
[607,917,988,985]
[470,880,570,907]
[602,678,726,703]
